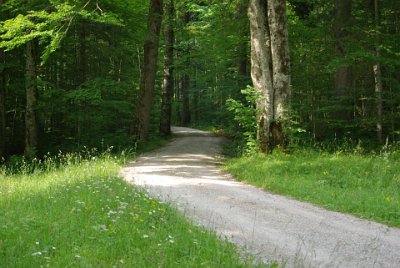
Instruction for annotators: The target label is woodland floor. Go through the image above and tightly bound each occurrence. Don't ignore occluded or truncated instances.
[120,127,400,267]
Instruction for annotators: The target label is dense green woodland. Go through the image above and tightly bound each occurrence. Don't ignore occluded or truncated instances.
[0,0,399,160]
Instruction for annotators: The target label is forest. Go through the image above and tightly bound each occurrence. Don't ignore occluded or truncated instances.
[0,0,398,160]
[1,0,400,266]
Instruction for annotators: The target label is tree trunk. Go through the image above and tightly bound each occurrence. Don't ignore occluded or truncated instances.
[0,47,5,160]
[237,1,249,90]
[76,21,87,145]
[333,0,353,123]
[77,23,87,86]
[24,40,38,156]
[373,0,383,144]
[248,0,274,152]
[182,73,191,126]
[160,0,174,137]
[0,0,6,160]
[268,0,291,148]
[132,0,163,141]
[248,0,291,152]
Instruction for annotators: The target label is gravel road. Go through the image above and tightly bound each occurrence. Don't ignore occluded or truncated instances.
[120,127,400,267]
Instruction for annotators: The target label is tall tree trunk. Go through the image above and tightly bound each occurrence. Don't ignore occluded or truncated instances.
[237,1,249,90]
[24,40,38,156]
[77,23,87,86]
[248,0,291,152]
[181,12,191,127]
[182,73,191,126]
[268,0,291,148]
[373,0,383,144]
[333,0,353,123]
[248,0,274,152]
[76,21,87,145]
[160,0,174,137]
[0,47,5,160]
[0,0,6,160]
[132,0,163,141]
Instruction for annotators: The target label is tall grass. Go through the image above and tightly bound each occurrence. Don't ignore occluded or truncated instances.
[0,150,259,267]
[225,149,400,227]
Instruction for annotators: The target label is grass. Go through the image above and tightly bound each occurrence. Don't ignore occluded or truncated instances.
[0,150,261,267]
[224,149,400,227]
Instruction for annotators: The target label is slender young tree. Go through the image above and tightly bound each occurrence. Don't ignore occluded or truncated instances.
[0,47,5,160]
[248,0,290,152]
[181,12,191,127]
[333,0,353,122]
[373,0,383,144]
[0,0,6,160]
[24,39,38,156]
[236,0,249,89]
[160,0,175,136]
[133,0,164,141]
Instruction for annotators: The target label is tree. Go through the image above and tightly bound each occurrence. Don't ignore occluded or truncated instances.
[0,0,5,160]
[160,0,175,137]
[24,39,38,156]
[248,0,290,152]
[0,46,5,160]
[372,0,383,144]
[132,0,164,141]
[333,0,353,123]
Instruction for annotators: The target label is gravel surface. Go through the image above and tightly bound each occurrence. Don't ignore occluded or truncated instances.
[120,127,400,267]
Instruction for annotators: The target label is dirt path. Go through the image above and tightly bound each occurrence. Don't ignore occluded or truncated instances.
[120,127,400,267]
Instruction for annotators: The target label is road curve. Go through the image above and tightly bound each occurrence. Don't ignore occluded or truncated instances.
[120,127,400,267]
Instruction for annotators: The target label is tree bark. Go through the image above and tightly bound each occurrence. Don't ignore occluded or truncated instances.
[24,40,38,156]
[0,0,6,160]
[76,21,87,145]
[132,0,163,141]
[77,22,87,86]
[248,0,291,152]
[333,0,353,122]
[248,0,274,152]
[0,47,5,160]
[268,0,291,147]
[373,0,383,144]
[160,0,174,137]
[237,1,249,89]
[182,73,191,126]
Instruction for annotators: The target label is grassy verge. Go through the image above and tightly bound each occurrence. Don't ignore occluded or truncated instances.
[0,151,258,267]
[224,150,400,227]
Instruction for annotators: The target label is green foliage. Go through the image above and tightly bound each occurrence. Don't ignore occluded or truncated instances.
[0,2,123,62]
[226,86,257,155]
[225,148,400,227]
